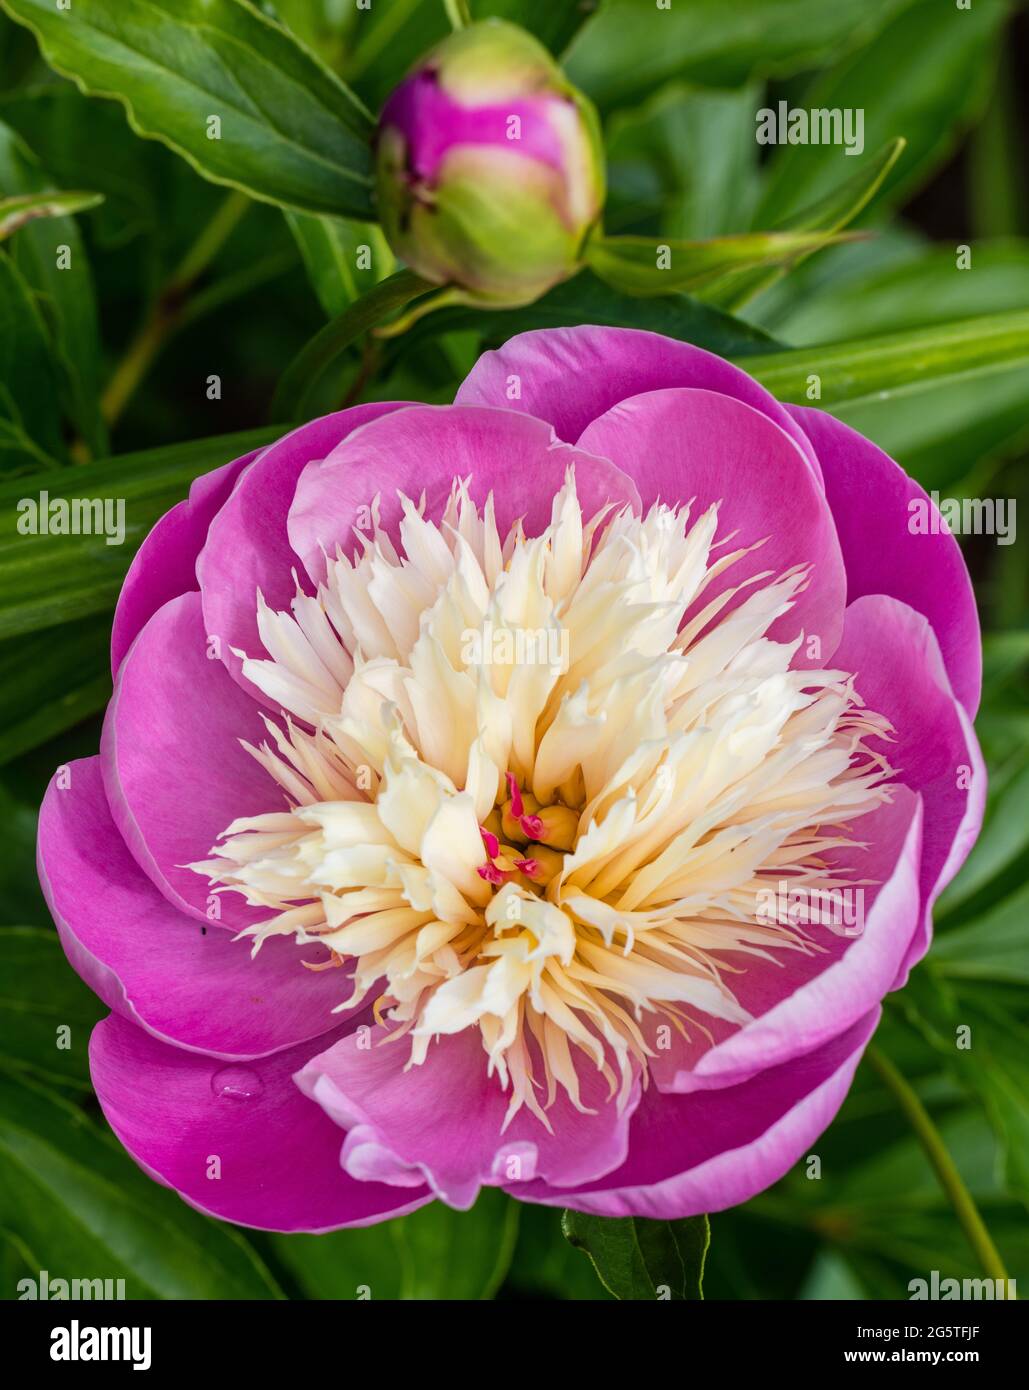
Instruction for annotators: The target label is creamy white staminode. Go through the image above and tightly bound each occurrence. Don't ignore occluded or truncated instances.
[193,472,893,1128]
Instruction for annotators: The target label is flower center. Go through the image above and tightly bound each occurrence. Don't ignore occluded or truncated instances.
[192,471,894,1127]
[476,773,578,889]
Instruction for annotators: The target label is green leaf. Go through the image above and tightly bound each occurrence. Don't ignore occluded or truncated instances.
[983,630,1029,691]
[772,137,906,237]
[605,83,761,239]
[734,309,1029,408]
[959,1010,1029,1209]
[763,239,1029,345]
[0,425,283,640]
[969,41,1028,240]
[896,979,1029,1211]
[273,1188,519,1299]
[937,755,1029,919]
[505,1203,612,1299]
[0,249,65,473]
[0,84,163,247]
[0,929,105,1090]
[389,268,778,363]
[754,0,1009,226]
[585,229,858,298]
[284,210,395,320]
[476,0,595,57]
[786,1104,1028,1294]
[0,189,102,241]
[931,883,1029,987]
[799,1250,868,1300]
[0,779,47,927]
[0,1068,284,1298]
[0,0,376,217]
[566,0,906,109]
[0,120,108,457]
[272,267,433,420]
[753,240,1029,482]
[562,1210,710,1299]
[271,0,357,72]
[700,138,905,311]
[0,616,111,766]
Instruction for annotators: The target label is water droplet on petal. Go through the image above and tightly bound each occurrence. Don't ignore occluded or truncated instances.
[211,1065,263,1101]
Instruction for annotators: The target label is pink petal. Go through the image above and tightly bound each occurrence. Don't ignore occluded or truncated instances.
[831,595,986,984]
[527,1009,880,1218]
[287,404,641,586]
[791,406,982,718]
[655,790,922,1094]
[90,1014,430,1231]
[111,445,261,675]
[456,325,820,479]
[38,756,355,1059]
[102,591,283,930]
[199,404,409,703]
[577,388,847,658]
[296,1024,641,1211]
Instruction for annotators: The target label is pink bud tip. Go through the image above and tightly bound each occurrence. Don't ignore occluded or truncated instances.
[515,858,539,877]
[477,862,507,885]
[520,814,544,839]
[480,828,500,859]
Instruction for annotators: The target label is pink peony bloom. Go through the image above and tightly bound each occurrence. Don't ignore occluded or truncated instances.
[37,327,984,1230]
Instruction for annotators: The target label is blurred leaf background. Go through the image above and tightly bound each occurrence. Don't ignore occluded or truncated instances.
[0,0,1026,1300]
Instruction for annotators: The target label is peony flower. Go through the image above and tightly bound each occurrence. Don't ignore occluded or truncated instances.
[38,326,984,1230]
[375,20,604,307]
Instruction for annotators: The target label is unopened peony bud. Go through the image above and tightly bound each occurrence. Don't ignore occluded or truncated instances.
[375,20,605,307]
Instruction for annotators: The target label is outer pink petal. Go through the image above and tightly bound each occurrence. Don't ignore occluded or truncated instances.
[650,787,920,1096]
[110,445,261,675]
[456,325,820,479]
[791,405,982,718]
[659,790,921,1095]
[295,1024,641,1211]
[101,591,283,930]
[831,595,986,984]
[287,404,641,586]
[525,1009,879,1218]
[38,756,353,1059]
[577,388,847,658]
[199,404,408,702]
[90,1014,430,1231]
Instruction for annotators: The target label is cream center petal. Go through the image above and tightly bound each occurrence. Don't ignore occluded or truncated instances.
[192,471,895,1129]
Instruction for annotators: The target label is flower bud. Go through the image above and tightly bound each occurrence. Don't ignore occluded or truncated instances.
[375,19,605,307]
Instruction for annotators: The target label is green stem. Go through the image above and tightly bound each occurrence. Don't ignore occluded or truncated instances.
[101,191,250,427]
[866,1045,1010,1283]
[271,268,433,422]
[443,0,471,30]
